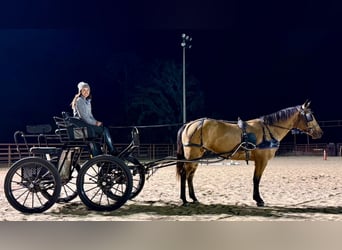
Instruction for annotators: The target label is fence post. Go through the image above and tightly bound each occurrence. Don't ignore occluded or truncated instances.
[8,145,11,167]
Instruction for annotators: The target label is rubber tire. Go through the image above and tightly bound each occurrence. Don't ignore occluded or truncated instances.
[76,155,132,211]
[4,157,61,213]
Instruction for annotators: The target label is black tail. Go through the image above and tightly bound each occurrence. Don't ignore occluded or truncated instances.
[176,124,186,179]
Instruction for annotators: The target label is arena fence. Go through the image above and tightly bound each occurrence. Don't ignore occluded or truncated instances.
[276,142,335,156]
[0,141,340,167]
[0,142,176,167]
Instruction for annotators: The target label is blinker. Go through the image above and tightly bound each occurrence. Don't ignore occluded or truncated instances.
[305,113,313,122]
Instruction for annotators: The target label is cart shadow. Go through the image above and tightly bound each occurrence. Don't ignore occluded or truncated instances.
[51,200,342,220]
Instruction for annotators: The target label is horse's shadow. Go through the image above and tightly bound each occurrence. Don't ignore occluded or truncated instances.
[50,200,342,220]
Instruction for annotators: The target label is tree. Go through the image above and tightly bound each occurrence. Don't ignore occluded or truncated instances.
[126,60,204,143]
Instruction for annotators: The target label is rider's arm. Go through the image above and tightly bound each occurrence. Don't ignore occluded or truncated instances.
[75,97,97,126]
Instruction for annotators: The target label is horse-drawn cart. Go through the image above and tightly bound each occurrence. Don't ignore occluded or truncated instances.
[4,112,141,213]
[3,112,238,213]
[4,101,323,213]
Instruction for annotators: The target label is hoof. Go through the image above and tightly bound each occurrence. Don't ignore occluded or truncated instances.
[192,200,200,204]
[182,202,190,207]
[256,201,265,207]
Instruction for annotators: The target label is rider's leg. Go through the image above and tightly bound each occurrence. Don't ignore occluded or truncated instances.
[88,142,102,156]
[102,127,118,155]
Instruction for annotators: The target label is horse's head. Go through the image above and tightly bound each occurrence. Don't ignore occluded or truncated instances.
[295,100,323,139]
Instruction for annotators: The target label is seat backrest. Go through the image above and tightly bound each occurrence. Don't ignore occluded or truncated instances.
[53,113,97,142]
[26,124,52,134]
[53,116,72,142]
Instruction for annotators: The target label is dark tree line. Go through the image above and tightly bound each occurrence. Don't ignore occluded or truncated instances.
[103,53,204,143]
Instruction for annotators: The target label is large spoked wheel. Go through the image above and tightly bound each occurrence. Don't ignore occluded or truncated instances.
[57,163,80,203]
[76,155,133,211]
[123,155,145,199]
[4,157,61,213]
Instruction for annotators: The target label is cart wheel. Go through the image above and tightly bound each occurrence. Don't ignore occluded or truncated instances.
[123,155,145,199]
[76,155,132,211]
[57,163,80,203]
[4,157,61,213]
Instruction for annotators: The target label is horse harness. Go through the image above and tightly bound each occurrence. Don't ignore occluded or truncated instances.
[183,118,281,165]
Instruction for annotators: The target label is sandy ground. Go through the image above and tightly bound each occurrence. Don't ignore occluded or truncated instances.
[1,156,342,221]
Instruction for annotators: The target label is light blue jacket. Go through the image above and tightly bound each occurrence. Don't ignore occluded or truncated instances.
[74,96,97,126]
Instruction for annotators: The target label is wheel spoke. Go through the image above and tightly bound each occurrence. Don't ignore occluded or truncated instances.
[4,157,61,213]
[77,155,132,211]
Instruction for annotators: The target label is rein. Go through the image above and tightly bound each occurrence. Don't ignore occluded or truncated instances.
[262,122,297,146]
[265,116,309,135]
[262,106,313,135]
[266,123,292,131]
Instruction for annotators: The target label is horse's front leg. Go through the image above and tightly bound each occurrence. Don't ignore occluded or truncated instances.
[253,160,268,207]
[253,175,264,207]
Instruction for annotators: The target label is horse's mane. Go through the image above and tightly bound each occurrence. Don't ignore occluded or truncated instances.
[261,106,301,125]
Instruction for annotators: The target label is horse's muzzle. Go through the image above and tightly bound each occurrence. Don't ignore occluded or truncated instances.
[310,128,323,139]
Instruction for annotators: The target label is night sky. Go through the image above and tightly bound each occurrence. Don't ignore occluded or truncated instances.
[1,1,342,143]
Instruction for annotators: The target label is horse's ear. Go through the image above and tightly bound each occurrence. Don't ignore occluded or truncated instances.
[302,100,311,109]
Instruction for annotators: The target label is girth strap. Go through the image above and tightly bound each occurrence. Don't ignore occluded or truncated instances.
[238,118,257,165]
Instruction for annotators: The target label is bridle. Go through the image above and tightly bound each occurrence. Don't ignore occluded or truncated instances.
[298,108,315,135]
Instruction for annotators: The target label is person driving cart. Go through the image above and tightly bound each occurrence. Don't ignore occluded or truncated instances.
[70,81,118,156]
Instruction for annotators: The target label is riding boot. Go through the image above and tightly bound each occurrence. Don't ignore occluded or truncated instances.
[103,127,119,155]
[89,142,102,156]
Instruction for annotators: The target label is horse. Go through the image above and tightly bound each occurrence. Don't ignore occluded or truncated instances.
[176,100,323,207]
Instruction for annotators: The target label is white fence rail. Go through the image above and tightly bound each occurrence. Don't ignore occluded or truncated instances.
[0,142,176,167]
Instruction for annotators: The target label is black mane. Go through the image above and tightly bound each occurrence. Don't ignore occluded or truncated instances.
[261,106,300,125]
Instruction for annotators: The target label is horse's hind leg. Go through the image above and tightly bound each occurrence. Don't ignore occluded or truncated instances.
[187,163,199,204]
[188,175,199,203]
[180,170,189,206]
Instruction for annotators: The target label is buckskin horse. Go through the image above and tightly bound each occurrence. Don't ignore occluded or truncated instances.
[176,100,323,207]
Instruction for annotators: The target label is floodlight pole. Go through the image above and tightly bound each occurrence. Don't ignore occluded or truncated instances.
[182,45,186,124]
[181,33,192,124]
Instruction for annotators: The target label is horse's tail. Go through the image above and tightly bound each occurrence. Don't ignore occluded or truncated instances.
[176,124,186,180]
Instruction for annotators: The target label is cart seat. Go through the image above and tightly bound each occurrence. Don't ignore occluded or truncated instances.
[30,147,61,155]
[53,112,98,142]
[53,112,105,156]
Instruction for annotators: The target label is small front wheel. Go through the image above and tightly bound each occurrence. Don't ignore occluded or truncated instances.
[4,157,61,213]
[123,155,145,199]
[76,155,132,211]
